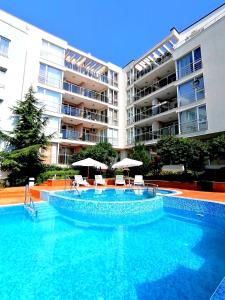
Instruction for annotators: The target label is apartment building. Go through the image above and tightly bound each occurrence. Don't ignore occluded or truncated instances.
[125,4,225,148]
[0,4,225,165]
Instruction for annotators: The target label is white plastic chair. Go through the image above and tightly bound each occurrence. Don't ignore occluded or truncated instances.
[94,175,106,186]
[73,175,89,187]
[115,175,126,186]
[133,175,145,186]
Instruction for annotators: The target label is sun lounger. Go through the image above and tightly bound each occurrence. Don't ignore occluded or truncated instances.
[115,175,126,186]
[94,175,106,186]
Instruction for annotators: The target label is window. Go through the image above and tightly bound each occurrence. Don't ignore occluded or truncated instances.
[37,87,62,113]
[179,105,207,134]
[0,36,10,57]
[178,75,205,106]
[108,108,118,126]
[108,89,118,106]
[44,116,60,136]
[127,128,134,145]
[41,40,64,65]
[127,88,133,105]
[177,47,202,79]
[109,70,118,87]
[38,63,63,89]
[127,107,134,125]
[107,128,118,146]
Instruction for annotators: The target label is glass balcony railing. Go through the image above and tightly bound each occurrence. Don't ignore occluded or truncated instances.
[61,104,108,124]
[180,119,208,134]
[128,98,177,124]
[131,123,179,144]
[177,59,202,79]
[65,61,109,84]
[134,52,172,82]
[63,81,108,103]
[60,129,118,145]
[133,72,176,102]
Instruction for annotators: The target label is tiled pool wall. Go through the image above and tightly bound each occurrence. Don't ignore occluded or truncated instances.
[48,193,164,225]
[211,277,225,299]
[42,190,225,219]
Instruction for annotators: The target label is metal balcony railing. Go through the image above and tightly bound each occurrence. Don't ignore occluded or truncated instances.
[134,72,176,102]
[63,81,108,103]
[129,99,177,124]
[134,52,172,82]
[65,61,109,84]
[61,104,108,124]
[177,59,202,79]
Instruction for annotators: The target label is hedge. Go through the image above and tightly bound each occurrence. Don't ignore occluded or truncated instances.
[36,169,79,184]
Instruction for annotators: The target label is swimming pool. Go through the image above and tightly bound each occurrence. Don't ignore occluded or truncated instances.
[0,192,225,299]
[47,188,177,226]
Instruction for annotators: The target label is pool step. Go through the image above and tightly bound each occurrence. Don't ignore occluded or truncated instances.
[34,202,59,221]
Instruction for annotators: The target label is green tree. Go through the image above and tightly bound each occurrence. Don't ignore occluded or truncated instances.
[0,87,50,186]
[72,142,117,167]
[156,136,207,172]
[208,134,225,162]
[129,143,150,176]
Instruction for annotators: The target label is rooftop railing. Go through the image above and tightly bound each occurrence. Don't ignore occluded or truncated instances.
[177,59,202,79]
[134,52,172,82]
[65,61,109,84]
[133,72,176,102]
[61,104,108,124]
[63,81,108,103]
[131,98,177,124]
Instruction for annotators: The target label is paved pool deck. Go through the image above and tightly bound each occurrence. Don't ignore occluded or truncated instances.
[0,185,225,206]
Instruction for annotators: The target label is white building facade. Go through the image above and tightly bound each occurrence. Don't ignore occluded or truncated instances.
[1,4,225,165]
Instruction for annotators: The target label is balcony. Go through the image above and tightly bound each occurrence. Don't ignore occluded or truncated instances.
[60,129,118,146]
[177,59,202,80]
[134,52,172,81]
[65,61,108,84]
[63,81,108,103]
[131,99,177,124]
[61,129,106,143]
[180,119,208,135]
[61,104,108,124]
[133,72,176,102]
[131,123,179,144]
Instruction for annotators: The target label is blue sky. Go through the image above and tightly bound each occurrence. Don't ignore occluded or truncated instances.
[1,0,224,66]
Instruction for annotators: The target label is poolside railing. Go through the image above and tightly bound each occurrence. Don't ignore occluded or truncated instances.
[24,185,37,218]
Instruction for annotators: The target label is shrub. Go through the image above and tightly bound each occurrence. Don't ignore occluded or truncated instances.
[36,169,79,184]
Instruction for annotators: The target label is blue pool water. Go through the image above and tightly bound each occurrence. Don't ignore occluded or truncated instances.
[0,195,225,299]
